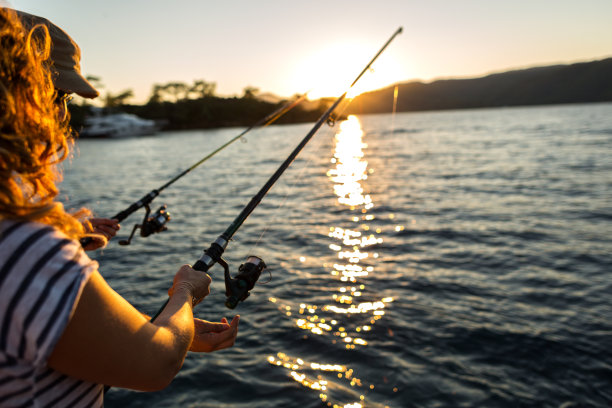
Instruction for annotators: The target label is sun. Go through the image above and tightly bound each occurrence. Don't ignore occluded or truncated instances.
[290,42,404,100]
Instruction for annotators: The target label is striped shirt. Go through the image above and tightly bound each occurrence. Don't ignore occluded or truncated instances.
[0,220,103,407]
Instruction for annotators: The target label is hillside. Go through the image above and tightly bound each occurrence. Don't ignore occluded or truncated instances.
[348,58,612,114]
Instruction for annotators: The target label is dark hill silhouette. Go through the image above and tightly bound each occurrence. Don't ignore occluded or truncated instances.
[69,58,612,132]
[348,57,612,114]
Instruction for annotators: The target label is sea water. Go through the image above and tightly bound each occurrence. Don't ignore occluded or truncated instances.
[61,103,612,407]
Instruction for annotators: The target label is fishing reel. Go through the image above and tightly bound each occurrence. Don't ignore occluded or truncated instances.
[215,255,266,309]
[119,204,171,245]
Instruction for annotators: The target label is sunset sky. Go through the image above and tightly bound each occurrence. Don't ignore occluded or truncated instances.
[6,0,612,103]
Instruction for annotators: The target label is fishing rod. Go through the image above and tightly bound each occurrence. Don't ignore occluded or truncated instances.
[80,93,307,248]
[151,26,403,318]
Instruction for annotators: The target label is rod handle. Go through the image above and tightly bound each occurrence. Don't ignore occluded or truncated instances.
[193,259,208,271]
[150,253,217,321]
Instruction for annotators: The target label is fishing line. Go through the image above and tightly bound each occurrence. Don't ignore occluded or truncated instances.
[148,26,403,318]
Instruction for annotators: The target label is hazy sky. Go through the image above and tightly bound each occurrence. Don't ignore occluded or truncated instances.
[6,0,612,103]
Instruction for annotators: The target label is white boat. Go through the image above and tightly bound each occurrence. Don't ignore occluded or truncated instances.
[79,112,160,138]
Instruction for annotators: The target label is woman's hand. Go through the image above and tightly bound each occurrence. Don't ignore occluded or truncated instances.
[168,264,212,306]
[90,218,120,239]
[82,218,120,250]
[190,316,240,352]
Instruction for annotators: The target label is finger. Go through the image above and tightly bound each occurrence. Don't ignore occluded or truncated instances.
[196,321,230,333]
[89,218,102,227]
[198,336,234,352]
[204,330,236,350]
[92,218,120,227]
[100,224,119,232]
[227,316,239,341]
[198,322,235,340]
[96,225,117,237]
[229,315,240,332]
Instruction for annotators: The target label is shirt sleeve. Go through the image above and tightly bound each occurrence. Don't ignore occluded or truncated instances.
[0,224,99,366]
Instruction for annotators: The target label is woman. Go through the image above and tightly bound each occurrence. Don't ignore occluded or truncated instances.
[0,8,239,407]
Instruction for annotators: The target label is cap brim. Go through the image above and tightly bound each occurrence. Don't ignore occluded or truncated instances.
[54,69,99,99]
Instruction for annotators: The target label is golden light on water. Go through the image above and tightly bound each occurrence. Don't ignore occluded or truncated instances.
[267,353,374,408]
[327,116,373,208]
[268,115,396,407]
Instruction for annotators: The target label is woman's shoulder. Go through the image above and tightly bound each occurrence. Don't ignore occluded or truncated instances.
[0,219,98,365]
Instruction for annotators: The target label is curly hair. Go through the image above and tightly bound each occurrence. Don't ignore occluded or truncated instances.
[0,8,98,242]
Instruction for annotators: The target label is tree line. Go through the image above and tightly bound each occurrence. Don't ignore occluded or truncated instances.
[68,78,330,132]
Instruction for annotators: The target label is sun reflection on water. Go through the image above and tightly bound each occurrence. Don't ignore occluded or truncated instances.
[268,353,374,408]
[269,115,394,407]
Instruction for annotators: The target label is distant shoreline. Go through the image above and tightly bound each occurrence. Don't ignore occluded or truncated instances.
[348,57,612,115]
[69,58,612,131]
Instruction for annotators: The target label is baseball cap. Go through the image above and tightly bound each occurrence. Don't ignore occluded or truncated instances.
[13,9,99,98]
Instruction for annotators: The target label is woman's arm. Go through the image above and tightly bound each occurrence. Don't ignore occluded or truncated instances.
[47,265,210,391]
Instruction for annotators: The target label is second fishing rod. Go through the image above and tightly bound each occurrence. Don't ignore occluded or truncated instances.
[80,94,307,248]
[150,26,403,318]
